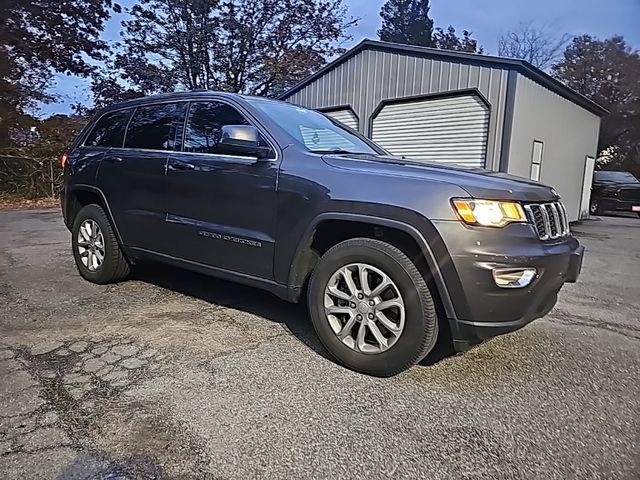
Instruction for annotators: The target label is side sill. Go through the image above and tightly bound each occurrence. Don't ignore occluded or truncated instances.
[129,247,295,303]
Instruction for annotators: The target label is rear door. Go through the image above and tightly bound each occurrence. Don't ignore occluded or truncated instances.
[163,99,278,279]
[69,108,133,193]
[97,101,187,253]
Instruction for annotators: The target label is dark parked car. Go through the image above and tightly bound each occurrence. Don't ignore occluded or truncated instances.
[590,170,640,217]
[60,91,584,377]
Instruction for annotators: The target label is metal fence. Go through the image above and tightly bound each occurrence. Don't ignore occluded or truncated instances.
[0,155,62,199]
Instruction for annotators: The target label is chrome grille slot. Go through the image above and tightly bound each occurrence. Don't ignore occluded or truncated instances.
[524,202,570,240]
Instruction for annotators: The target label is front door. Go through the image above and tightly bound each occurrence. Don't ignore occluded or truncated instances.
[97,101,187,252]
[164,100,278,279]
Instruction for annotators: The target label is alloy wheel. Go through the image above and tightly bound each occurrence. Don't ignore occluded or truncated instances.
[323,263,405,354]
[77,219,105,272]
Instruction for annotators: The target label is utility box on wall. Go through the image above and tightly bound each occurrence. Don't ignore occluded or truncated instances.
[279,39,606,222]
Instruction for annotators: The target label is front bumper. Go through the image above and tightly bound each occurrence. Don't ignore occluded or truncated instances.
[431,220,584,350]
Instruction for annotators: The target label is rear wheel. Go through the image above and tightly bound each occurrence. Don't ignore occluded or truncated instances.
[308,238,438,377]
[72,204,130,284]
[590,197,603,215]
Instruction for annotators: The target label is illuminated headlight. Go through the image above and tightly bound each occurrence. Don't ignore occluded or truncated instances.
[452,199,527,227]
[493,268,537,288]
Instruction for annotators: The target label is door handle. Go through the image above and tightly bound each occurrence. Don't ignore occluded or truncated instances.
[168,161,195,171]
[103,156,123,163]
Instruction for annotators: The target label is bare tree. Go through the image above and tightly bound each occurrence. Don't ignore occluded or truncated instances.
[498,22,571,70]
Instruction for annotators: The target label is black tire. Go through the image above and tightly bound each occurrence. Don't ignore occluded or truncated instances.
[71,204,130,284]
[308,238,438,377]
[590,197,603,215]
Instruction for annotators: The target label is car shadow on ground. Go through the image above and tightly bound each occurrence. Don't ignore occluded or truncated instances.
[129,262,454,371]
[129,263,334,362]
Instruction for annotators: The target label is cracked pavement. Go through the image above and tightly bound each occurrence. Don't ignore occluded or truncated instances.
[0,209,639,479]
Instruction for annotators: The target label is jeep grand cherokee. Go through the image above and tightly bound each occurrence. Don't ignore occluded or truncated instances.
[60,91,584,377]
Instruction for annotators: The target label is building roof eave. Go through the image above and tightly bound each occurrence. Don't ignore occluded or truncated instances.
[278,39,608,117]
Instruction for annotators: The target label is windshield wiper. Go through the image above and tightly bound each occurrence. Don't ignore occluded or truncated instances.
[310,149,372,155]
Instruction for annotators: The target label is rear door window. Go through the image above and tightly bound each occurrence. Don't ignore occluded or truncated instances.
[124,102,187,150]
[85,108,133,147]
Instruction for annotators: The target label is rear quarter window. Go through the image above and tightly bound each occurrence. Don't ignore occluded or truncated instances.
[84,108,133,147]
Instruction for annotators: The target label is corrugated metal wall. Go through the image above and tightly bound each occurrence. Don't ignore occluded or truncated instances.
[507,75,601,221]
[285,48,511,170]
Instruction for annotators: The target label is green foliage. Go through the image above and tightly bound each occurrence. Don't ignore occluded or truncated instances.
[434,26,484,54]
[378,0,434,47]
[553,35,640,169]
[107,0,356,99]
[0,115,86,198]
[377,0,482,53]
[0,0,117,147]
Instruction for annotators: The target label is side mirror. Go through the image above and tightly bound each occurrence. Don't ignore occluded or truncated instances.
[219,125,274,160]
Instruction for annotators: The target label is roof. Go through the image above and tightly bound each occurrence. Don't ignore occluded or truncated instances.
[101,90,243,111]
[279,39,608,117]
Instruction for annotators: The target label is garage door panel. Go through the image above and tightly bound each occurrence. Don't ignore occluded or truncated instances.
[323,109,359,131]
[372,94,489,167]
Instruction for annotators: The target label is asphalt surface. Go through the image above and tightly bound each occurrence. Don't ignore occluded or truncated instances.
[0,209,638,479]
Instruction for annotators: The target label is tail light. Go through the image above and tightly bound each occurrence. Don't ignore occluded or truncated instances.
[60,153,68,169]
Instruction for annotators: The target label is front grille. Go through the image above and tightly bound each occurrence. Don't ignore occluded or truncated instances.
[618,188,640,202]
[524,202,570,240]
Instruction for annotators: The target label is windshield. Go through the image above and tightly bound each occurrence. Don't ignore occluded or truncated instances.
[594,171,639,183]
[247,99,380,155]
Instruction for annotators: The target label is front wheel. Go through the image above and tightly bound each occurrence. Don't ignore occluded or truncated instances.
[71,204,130,284]
[308,238,438,377]
[590,197,603,216]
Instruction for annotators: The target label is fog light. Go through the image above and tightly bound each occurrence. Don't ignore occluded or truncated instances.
[492,268,537,288]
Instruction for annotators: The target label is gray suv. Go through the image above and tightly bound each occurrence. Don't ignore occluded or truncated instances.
[60,91,584,377]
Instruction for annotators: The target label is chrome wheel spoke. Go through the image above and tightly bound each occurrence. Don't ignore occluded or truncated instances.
[327,285,351,301]
[340,266,358,297]
[337,315,357,340]
[376,299,403,311]
[326,305,353,316]
[94,249,104,263]
[79,225,91,242]
[359,265,372,296]
[369,275,391,298]
[367,321,388,350]
[356,323,367,351]
[375,310,402,335]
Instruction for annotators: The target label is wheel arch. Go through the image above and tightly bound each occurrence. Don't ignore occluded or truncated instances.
[66,185,125,248]
[286,213,456,320]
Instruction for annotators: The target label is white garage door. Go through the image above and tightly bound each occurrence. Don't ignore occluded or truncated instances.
[371,94,489,167]
[323,109,359,131]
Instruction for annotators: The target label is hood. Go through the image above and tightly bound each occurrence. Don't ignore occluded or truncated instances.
[322,153,559,203]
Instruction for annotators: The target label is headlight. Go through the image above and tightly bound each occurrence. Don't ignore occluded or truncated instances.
[452,199,527,227]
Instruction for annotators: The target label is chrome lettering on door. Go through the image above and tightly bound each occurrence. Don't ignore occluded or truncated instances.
[198,230,262,248]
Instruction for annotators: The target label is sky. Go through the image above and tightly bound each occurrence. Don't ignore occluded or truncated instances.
[39,0,640,117]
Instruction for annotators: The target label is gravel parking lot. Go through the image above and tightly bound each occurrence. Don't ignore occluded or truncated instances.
[1,208,639,479]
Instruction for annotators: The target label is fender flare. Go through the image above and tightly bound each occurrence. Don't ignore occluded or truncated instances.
[66,184,126,249]
[287,212,456,319]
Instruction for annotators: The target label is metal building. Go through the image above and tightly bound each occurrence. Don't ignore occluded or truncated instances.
[279,40,607,221]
